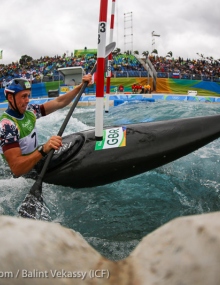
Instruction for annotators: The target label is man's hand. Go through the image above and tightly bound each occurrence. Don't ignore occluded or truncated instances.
[43,136,62,153]
[82,74,92,86]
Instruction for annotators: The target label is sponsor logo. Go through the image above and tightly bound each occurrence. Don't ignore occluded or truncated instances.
[22,119,33,131]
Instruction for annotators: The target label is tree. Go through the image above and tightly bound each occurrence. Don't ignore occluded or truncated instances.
[142,51,149,57]
[124,50,131,55]
[134,50,139,55]
[196,53,204,59]
[166,51,173,58]
[151,49,158,55]
[112,48,121,56]
[19,55,33,65]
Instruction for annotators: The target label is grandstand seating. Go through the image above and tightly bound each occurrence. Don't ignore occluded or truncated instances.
[0,51,219,86]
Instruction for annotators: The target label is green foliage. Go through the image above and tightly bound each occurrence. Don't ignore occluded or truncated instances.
[19,55,33,65]
[142,51,149,57]
[151,49,158,55]
[112,48,121,56]
[124,50,131,55]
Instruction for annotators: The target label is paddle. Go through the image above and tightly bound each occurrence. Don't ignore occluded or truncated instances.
[18,42,116,219]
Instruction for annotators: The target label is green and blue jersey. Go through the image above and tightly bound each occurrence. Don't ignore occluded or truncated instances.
[0,104,45,157]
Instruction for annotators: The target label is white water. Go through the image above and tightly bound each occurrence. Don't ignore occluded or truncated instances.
[1,100,220,260]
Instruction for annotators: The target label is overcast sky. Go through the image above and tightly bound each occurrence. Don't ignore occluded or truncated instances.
[0,0,219,65]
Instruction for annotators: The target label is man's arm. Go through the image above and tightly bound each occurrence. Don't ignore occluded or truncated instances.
[43,83,83,115]
[4,135,62,177]
[4,147,44,177]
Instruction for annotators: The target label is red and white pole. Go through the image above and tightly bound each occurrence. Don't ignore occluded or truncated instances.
[105,0,116,113]
[95,0,108,140]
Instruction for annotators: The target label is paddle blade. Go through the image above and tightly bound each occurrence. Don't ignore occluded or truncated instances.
[18,180,50,220]
[18,192,51,220]
[18,193,43,219]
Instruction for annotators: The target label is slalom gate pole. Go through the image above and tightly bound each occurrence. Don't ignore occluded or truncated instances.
[95,0,108,141]
[105,0,116,113]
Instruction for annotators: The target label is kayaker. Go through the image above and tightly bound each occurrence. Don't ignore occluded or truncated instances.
[0,75,92,177]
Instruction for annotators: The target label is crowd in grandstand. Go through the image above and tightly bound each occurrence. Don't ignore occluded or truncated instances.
[149,55,220,80]
[0,51,220,87]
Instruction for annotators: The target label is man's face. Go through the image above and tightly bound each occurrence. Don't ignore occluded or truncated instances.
[8,90,31,114]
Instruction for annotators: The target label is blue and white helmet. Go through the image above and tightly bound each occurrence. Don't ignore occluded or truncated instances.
[4,78,31,99]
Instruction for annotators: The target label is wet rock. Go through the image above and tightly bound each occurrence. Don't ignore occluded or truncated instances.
[0,212,220,284]
[130,211,220,284]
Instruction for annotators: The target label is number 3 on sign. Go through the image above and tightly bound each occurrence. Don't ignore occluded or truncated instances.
[98,22,106,44]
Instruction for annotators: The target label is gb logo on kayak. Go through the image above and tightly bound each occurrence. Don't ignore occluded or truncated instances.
[95,127,126,150]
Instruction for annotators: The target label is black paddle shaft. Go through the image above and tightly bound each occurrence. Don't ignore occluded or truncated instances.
[29,64,96,196]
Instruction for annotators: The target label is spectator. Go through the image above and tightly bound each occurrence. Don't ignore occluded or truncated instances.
[118,84,124,92]
[131,83,136,93]
[144,84,151,94]
[0,51,219,85]
[2,79,7,88]
[136,84,142,94]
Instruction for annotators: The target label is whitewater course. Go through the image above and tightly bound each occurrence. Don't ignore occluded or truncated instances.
[1,91,220,283]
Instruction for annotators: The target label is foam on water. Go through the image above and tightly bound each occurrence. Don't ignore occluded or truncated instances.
[1,100,220,260]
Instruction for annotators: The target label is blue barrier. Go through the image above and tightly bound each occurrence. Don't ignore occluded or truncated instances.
[0,83,47,102]
[0,102,8,109]
[199,97,215,102]
[153,94,220,103]
[0,89,5,102]
[187,96,215,102]
[1,92,220,110]
[142,98,155,102]
[114,99,125,106]
[152,95,164,100]
[109,95,123,100]
[80,96,96,101]
[31,83,47,97]
[152,95,188,101]
[165,95,187,101]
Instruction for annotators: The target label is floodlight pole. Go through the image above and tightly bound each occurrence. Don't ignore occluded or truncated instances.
[151,31,160,53]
